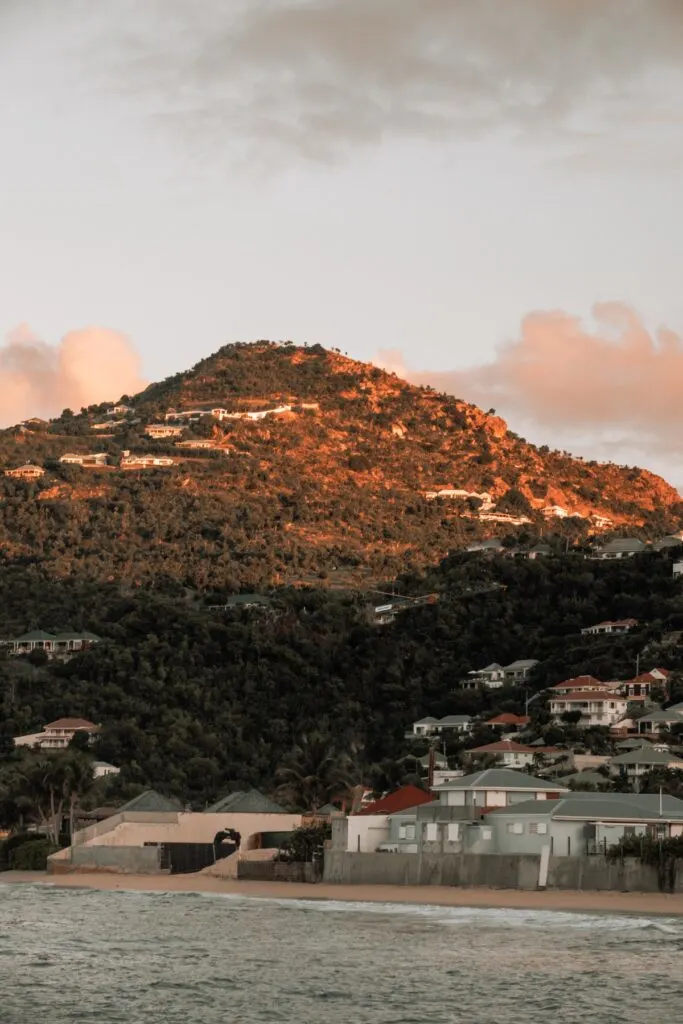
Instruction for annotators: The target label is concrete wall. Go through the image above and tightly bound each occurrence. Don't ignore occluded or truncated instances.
[346,815,389,852]
[237,860,321,883]
[50,845,164,875]
[74,812,302,851]
[323,851,683,893]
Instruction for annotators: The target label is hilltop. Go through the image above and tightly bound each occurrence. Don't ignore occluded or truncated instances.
[0,341,681,589]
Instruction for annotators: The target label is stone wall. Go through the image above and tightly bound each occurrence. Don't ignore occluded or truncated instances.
[323,850,683,893]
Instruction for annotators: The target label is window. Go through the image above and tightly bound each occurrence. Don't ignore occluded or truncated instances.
[447,823,460,842]
[398,826,407,840]
[528,822,548,835]
[425,823,438,842]
[481,828,492,841]
[506,822,523,835]
[405,825,416,841]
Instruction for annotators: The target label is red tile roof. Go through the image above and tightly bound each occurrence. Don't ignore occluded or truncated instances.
[632,669,670,682]
[551,690,627,703]
[485,714,530,726]
[549,676,604,691]
[358,784,435,816]
[45,718,99,730]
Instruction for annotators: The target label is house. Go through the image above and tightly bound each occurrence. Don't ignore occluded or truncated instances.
[462,659,538,689]
[372,769,570,854]
[484,713,530,732]
[144,424,184,439]
[637,706,683,737]
[581,618,638,636]
[207,594,272,611]
[411,715,472,737]
[526,543,552,559]
[337,785,436,852]
[93,761,120,779]
[674,561,683,579]
[14,717,100,751]
[5,464,44,479]
[548,675,618,696]
[487,793,683,857]
[205,790,289,814]
[653,535,683,552]
[592,538,646,560]
[59,453,108,467]
[542,505,569,518]
[106,405,133,416]
[465,539,505,554]
[1,630,101,658]
[175,439,217,449]
[620,669,669,699]
[121,454,174,468]
[464,739,559,769]
[608,746,683,782]
[549,689,629,727]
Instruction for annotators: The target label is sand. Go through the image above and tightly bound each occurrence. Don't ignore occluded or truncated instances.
[2,871,683,917]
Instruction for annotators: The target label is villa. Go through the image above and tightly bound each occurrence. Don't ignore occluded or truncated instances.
[1,630,101,658]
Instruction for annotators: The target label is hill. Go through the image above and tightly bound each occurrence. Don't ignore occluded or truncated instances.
[0,341,681,589]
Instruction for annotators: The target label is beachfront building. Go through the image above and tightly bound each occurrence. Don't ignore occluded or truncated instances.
[487,793,683,857]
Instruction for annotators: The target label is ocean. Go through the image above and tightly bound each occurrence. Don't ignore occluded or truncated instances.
[1,884,681,1024]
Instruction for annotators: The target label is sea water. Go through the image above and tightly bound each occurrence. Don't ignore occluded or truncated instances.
[0,884,681,1024]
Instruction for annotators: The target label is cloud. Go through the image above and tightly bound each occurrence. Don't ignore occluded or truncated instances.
[86,0,683,161]
[0,325,146,426]
[375,302,683,466]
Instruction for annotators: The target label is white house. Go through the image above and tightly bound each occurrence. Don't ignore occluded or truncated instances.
[432,768,569,810]
[59,453,108,467]
[581,618,638,636]
[592,538,646,560]
[14,717,100,751]
[411,715,473,737]
[121,454,174,468]
[549,689,629,727]
[144,424,184,439]
[464,739,559,769]
[462,659,538,689]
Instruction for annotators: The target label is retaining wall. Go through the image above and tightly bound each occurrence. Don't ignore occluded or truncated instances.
[323,851,683,892]
[49,845,165,875]
[237,860,321,883]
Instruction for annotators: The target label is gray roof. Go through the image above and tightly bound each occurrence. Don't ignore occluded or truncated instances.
[53,631,101,642]
[615,737,654,750]
[432,768,568,792]
[117,790,183,813]
[418,753,449,768]
[505,659,538,670]
[414,716,439,725]
[490,792,683,822]
[205,789,288,814]
[609,747,683,767]
[653,536,683,550]
[13,630,57,642]
[438,715,472,725]
[599,538,646,553]
[559,770,610,787]
[638,708,683,724]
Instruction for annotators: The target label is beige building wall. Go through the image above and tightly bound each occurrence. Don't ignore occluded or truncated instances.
[79,812,303,851]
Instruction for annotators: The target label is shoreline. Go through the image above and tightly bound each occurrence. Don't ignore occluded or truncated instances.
[2,872,683,917]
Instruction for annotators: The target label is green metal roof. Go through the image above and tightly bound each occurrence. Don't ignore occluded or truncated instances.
[205,789,287,814]
[609,747,683,767]
[490,792,683,822]
[13,630,57,642]
[432,768,567,792]
[638,708,683,723]
[117,790,183,813]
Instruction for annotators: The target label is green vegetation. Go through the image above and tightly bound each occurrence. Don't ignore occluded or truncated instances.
[277,822,332,864]
[1,548,683,812]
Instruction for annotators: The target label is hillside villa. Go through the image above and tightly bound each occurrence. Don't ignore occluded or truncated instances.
[411,715,473,737]
[608,745,683,782]
[59,453,108,467]
[484,713,531,732]
[549,689,630,727]
[461,658,538,689]
[121,454,174,468]
[1,629,101,658]
[464,739,560,769]
[581,618,638,636]
[144,424,184,439]
[14,718,100,751]
[592,538,646,560]
[5,464,44,479]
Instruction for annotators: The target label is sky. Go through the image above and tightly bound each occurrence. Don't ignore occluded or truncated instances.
[1,1,683,480]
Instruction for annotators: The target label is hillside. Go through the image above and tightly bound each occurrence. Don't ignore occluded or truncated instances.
[0,341,681,589]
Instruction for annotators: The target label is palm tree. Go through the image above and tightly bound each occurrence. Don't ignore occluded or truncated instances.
[275,731,356,811]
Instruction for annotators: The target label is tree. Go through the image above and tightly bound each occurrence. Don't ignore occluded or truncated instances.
[275,732,355,811]
[277,822,331,863]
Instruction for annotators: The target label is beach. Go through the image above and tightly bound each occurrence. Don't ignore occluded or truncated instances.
[3,870,683,916]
